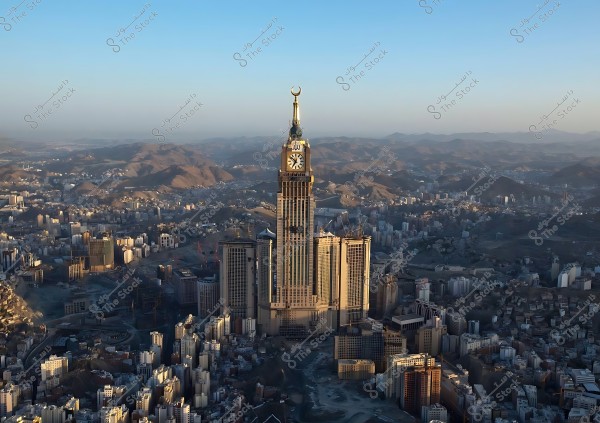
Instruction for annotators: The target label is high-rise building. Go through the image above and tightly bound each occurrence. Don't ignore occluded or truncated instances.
[151,331,163,348]
[88,234,114,273]
[374,274,398,319]
[256,89,370,336]
[173,269,198,306]
[99,405,129,423]
[173,399,190,423]
[266,88,319,337]
[40,405,66,423]
[135,387,153,417]
[313,231,341,328]
[41,355,69,381]
[97,385,125,410]
[339,236,371,326]
[417,317,447,357]
[398,364,441,414]
[197,275,219,317]
[220,240,256,322]
[180,333,200,368]
[256,229,275,333]
[335,325,406,372]
[0,384,16,418]
[416,278,431,302]
[386,353,439,400]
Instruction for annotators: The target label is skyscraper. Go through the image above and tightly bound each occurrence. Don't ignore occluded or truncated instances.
[386,353,441,415]
[261,88,319,336]
[219,239,256,322]
[255,88,370,336]
[339,236,371,326]
[88,234,114,273]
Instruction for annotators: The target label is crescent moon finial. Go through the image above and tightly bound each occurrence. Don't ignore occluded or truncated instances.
[291,86,301,97]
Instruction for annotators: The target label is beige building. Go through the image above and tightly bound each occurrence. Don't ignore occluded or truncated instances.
[258,90,370,337]
[339,236,371,326]
[99,405,128,423]
[220,240,256,322]
[338,359,375,380]
[417,317,447,357]
[40,405,65,423]
[88,235,114,273]
[41,355,69,381]
[386,353,438,399]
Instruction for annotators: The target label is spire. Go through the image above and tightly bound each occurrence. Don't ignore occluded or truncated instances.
[289,86,302,139]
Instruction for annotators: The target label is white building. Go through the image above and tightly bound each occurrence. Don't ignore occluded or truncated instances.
[41,404,66,423]
[159,233,175,249]
[421,403,448,423]
[459,333,499,357]
[41,355,69,381]
[99,405,128,423]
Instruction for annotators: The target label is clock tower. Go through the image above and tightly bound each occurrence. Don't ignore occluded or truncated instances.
[255,87,370,337]
[270,87,319,336]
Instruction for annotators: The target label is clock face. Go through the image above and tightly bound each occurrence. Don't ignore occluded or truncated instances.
[287,153,304,170]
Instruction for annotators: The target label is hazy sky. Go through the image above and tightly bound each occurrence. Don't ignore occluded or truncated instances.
[1,0,599,142]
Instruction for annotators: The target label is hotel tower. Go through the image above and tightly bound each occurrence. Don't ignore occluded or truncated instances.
[255,88,371,336]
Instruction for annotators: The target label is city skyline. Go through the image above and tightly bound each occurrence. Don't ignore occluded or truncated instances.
[1,0,599,141]
[3,2,600,422]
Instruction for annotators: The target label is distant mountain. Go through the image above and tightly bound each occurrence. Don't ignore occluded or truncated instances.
[47,143,233,190]
[548,157,600,187]
[384,130,600,144]
[477,176,558,200]
[0,165,43,182]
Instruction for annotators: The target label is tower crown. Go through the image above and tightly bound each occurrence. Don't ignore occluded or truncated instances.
[289,87,303,140]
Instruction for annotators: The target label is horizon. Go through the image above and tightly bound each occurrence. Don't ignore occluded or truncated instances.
[1,0,599,142]
[4,128,600,146]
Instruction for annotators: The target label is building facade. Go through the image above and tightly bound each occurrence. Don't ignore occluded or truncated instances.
[220,240,256,323]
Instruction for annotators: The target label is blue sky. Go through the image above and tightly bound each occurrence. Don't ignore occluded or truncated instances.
[1,0,598,142]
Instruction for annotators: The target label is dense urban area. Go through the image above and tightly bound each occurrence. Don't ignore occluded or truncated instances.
[1,129,600,423]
